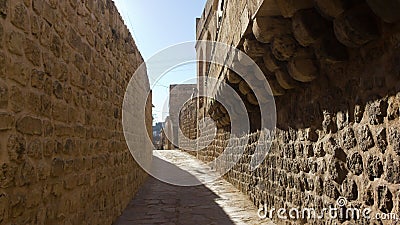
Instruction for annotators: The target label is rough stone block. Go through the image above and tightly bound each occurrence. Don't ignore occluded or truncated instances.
[388,127,400,156]
[52,101,68,122]
[368,99,388,125]
[367,155,383,181]
[0,80,8,108]
[346,152,363,175]
[0,112,14,130]
[0,0,8,18]
[342,177,358,200]
[15,160,36,186]
[50,33,61,58]
[356,125,374,152]
[31,69,45,89]
[51,158,64,177]
[11,3,29,32]
[24,39,42,66]
[9,86,23,113]
[7,61,29,86]
[376,128,388,153]
[7,134,26,163]
[341,127,356,150]
[354,105,364,123]
[385,155,400,184]
[16,116,43,136]
[324,179,340,199]
[327,158,348,184]
[7,31,24,56]
[52,80,63,99]
[27,139,42,159]
[377,186,393,213]
[0,22,3,48]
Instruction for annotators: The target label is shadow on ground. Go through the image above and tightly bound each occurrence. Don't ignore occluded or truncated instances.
[112,156,236,225]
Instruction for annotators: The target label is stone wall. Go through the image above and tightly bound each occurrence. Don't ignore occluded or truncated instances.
[187,0,400,224]
[0,0,151,224]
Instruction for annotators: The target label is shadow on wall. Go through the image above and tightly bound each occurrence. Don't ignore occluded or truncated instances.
[275,38,400,131]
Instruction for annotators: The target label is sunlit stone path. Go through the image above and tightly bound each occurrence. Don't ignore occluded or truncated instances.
[113,150,275,225]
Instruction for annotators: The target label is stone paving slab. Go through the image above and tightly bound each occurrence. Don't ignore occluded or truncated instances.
[113,150,275,225]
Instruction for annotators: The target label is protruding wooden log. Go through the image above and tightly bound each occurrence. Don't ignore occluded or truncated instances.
[227,70,241,84]
[263,50,281,72]
[276,0,314,18]
[239,80,251,95]
[314,0,348,19]
[247,92,259,105]
[288,57,318,82]
[333,5,381,48]
[271,35,298,61]
[243,38,267,58]
[292,9,329,46]
[367,0,400,23]
[256,0,282,16]
[275,68,300,89]
[314,32,348,63]
[252,17,291,44]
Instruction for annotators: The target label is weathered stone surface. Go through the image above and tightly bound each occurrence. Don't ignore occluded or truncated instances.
[0,0,8,18]
[367,155,383,181]
[11,3,29,32]
[376,186,393,213]
[388,127,400,156]
[324,179,340,199]
[7,134,26,163]
[385,155,400,184]
[24,39,41,66]
[367,99,388,125]
[342,177,358,200]
[376,127,387,153]
[356,125,374,152]
[341,127,356,150]
[16,116,42,136]
[271,35,297,61]
[327,158,348,184]
[0,1,151,224]
[347,152,363,175]
[0,112,14,130]
[0,80,8,108]
[7,31,24,56]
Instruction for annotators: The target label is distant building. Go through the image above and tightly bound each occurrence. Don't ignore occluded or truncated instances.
[152,122,164,149]
[164,84,197,149]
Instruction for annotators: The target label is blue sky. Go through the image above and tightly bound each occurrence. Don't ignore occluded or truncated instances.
[114,0,207,124]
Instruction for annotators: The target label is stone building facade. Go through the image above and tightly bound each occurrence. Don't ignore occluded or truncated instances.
[0,0,152,224]
[167,84,196,148]
[181,0,400,224]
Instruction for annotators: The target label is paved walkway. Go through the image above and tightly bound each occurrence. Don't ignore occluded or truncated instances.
[113,150,275,225]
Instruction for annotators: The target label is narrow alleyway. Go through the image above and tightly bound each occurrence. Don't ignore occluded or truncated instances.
[113,151,275,225]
